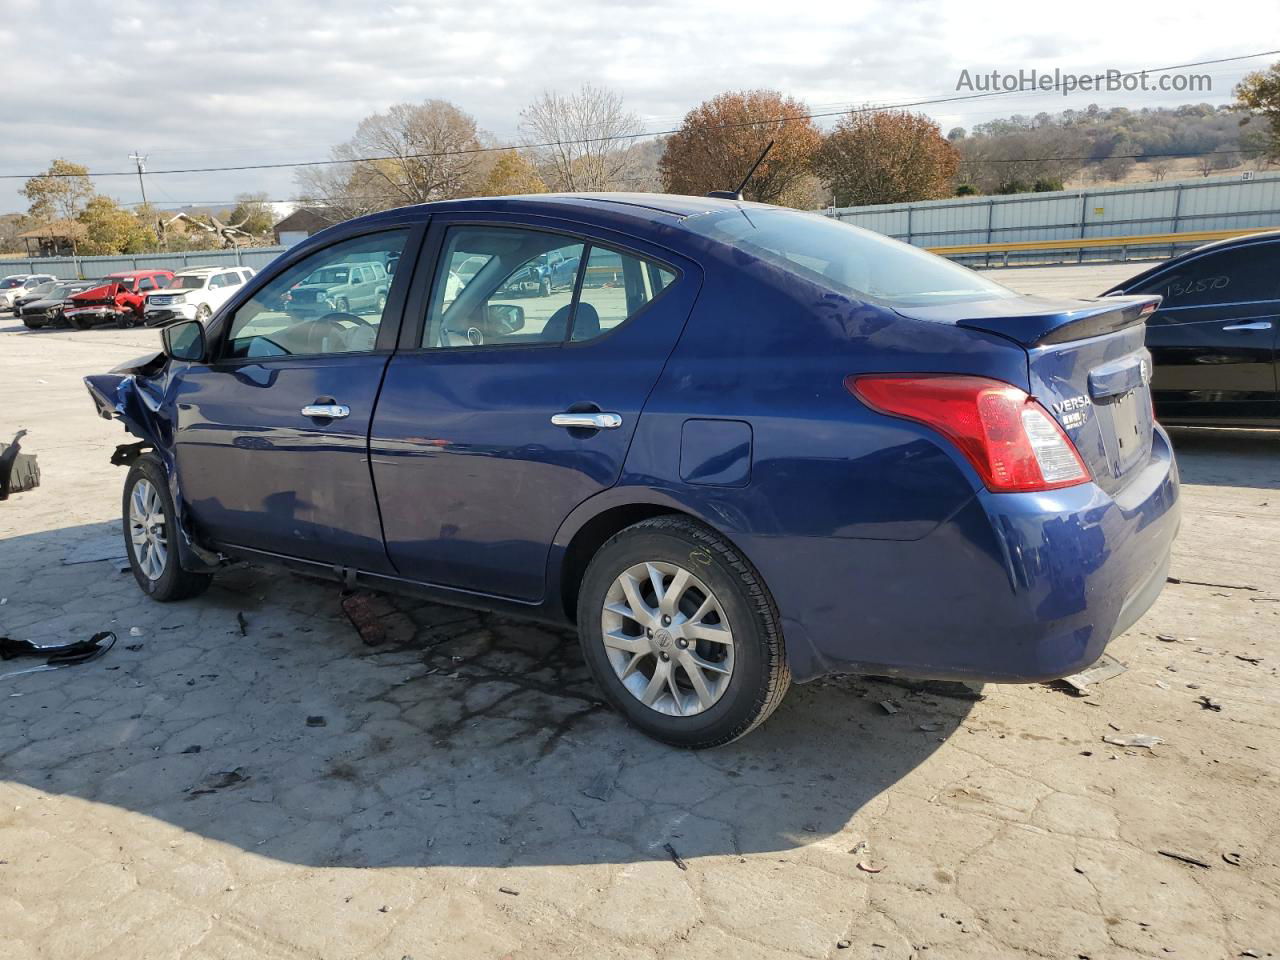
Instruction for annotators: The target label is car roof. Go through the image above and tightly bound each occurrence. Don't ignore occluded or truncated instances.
[1108,228,1280,293]
[1186,228,1280,254]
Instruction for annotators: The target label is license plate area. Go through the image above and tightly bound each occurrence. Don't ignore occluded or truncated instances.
[1099,387,1151,477]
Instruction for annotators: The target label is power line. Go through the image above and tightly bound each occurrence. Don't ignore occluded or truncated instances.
[3,49,1275,182]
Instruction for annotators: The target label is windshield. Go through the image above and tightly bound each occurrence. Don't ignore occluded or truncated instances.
[0,278,23,289]
[168,275,208,290]
[684,207,1016,307]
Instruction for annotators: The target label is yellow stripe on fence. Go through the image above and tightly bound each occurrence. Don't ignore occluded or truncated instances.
[925,226,1276,257]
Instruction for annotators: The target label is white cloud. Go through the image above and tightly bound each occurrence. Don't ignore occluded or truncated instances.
[2,0,1275,211]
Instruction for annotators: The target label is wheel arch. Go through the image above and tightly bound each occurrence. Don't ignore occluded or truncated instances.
[549,487,758,626]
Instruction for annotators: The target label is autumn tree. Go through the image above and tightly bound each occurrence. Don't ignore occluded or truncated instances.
[519,85,645,191]
[813,109,960,207]
[475,150,548,196]
[297,100,486,219]
[21,159,94,256]
[78,196,157,255]
[659,90,820,205]
[1234,61,1280,163]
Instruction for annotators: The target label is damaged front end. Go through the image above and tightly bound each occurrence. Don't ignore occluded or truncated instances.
[84,353,222,574]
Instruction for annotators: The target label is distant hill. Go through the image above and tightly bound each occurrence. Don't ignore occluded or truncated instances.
[949,103,1273,194]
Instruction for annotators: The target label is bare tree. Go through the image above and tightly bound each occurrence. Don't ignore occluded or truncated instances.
[1196,151,1235,176]
[519,85,645,191]
[297,100,486,219]
[1147,157,1173,181]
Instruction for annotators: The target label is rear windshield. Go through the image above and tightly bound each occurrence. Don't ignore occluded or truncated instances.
[683,207,1015,307]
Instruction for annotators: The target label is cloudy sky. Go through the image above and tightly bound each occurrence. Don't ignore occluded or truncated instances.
[2,0,1277,214]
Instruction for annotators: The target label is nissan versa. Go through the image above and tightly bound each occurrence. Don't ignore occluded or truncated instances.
[85,194,1181,747]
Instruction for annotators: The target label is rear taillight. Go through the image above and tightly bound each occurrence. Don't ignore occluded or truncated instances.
[848,375,1091,493]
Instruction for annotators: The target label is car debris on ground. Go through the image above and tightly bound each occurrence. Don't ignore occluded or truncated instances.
[1057,653,1127,695]
[0,429,39,500]
[0,631,116,680]
[1102,733,1165,749]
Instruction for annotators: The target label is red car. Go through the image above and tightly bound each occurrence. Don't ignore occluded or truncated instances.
[65,270,174,329]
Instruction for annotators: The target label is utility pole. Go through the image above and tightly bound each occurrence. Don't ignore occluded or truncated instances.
[129,150,164,250]
[129,151,149,207]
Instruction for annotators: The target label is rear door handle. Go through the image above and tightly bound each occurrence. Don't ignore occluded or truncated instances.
[1221,321,1272,331]
[301,403,350,419]
[551,412,623,430]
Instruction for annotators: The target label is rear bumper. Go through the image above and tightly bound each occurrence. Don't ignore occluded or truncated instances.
[756,426,1181,683]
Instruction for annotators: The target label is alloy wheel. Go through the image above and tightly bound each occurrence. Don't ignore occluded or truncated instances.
[600,561,735,716]
[129,478,169,580]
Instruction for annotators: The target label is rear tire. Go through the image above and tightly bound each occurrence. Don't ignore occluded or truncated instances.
[122,455,213,602]
[576,516,790,748]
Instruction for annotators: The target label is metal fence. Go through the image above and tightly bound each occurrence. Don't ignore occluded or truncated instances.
[823,171,1280,265]
[0,245,289,280]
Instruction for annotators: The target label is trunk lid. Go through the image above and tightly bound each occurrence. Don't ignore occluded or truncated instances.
[896,294,1160,494]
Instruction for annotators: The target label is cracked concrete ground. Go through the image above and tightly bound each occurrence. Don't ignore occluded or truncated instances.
[1,264,1277,959]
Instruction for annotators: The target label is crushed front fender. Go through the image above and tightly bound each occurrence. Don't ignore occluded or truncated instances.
[84,364,222,574]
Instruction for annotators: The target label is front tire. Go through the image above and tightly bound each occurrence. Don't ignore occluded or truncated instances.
[576,516,790,748]
[196,304,211,322]
[123,455,213,602]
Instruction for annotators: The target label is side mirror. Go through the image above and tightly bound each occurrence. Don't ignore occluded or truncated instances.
[487,303,525,333]
[162,319,206,362]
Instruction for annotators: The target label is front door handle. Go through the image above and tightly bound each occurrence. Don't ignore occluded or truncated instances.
[551,412,623,430]
[1222,321,1273,332]
[301,403,350,419]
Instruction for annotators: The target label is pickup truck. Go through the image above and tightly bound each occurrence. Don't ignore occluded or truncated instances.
[65,270,174,329]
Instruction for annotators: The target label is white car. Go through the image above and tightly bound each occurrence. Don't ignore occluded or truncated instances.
[142,266,255,326]
[0,274,56,310]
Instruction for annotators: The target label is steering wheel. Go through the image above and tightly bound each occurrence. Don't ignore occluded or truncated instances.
[301,313,368,354]
[317,310,375,327]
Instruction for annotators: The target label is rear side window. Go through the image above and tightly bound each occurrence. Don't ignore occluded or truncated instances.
[1132,243,1280,308]
[574,246,676,341]
[424,226,675,348]
[684,207,1014,308]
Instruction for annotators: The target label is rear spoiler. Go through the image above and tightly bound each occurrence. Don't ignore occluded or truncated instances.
[955,295,1161,347]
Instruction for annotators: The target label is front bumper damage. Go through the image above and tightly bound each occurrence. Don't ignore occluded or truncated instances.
[84,355,222,574]
[66,305,129,328]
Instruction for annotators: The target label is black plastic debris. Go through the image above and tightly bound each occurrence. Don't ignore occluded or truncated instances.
[663,842,688,871]
[306,715,327,727]
[0,430,40,500]
[0,631,116,679]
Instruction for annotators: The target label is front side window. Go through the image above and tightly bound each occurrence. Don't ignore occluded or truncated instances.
[425,227,584,348]
[224,230,407,360]
[1133,244,1280,310]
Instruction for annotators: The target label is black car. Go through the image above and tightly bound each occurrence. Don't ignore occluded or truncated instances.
[11,280,59,314]
[1105,231,1279,426]
[18,280,101,329]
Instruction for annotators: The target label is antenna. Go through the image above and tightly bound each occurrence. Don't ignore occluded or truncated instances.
[707,140,775,201]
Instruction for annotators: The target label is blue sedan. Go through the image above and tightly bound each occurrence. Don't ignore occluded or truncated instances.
[86,194,1180,747]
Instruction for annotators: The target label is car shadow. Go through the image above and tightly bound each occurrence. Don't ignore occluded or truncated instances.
[1167,426,1280,490]
[0,520,973,870]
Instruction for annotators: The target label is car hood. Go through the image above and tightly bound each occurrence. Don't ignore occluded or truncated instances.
[70,282,120,303]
